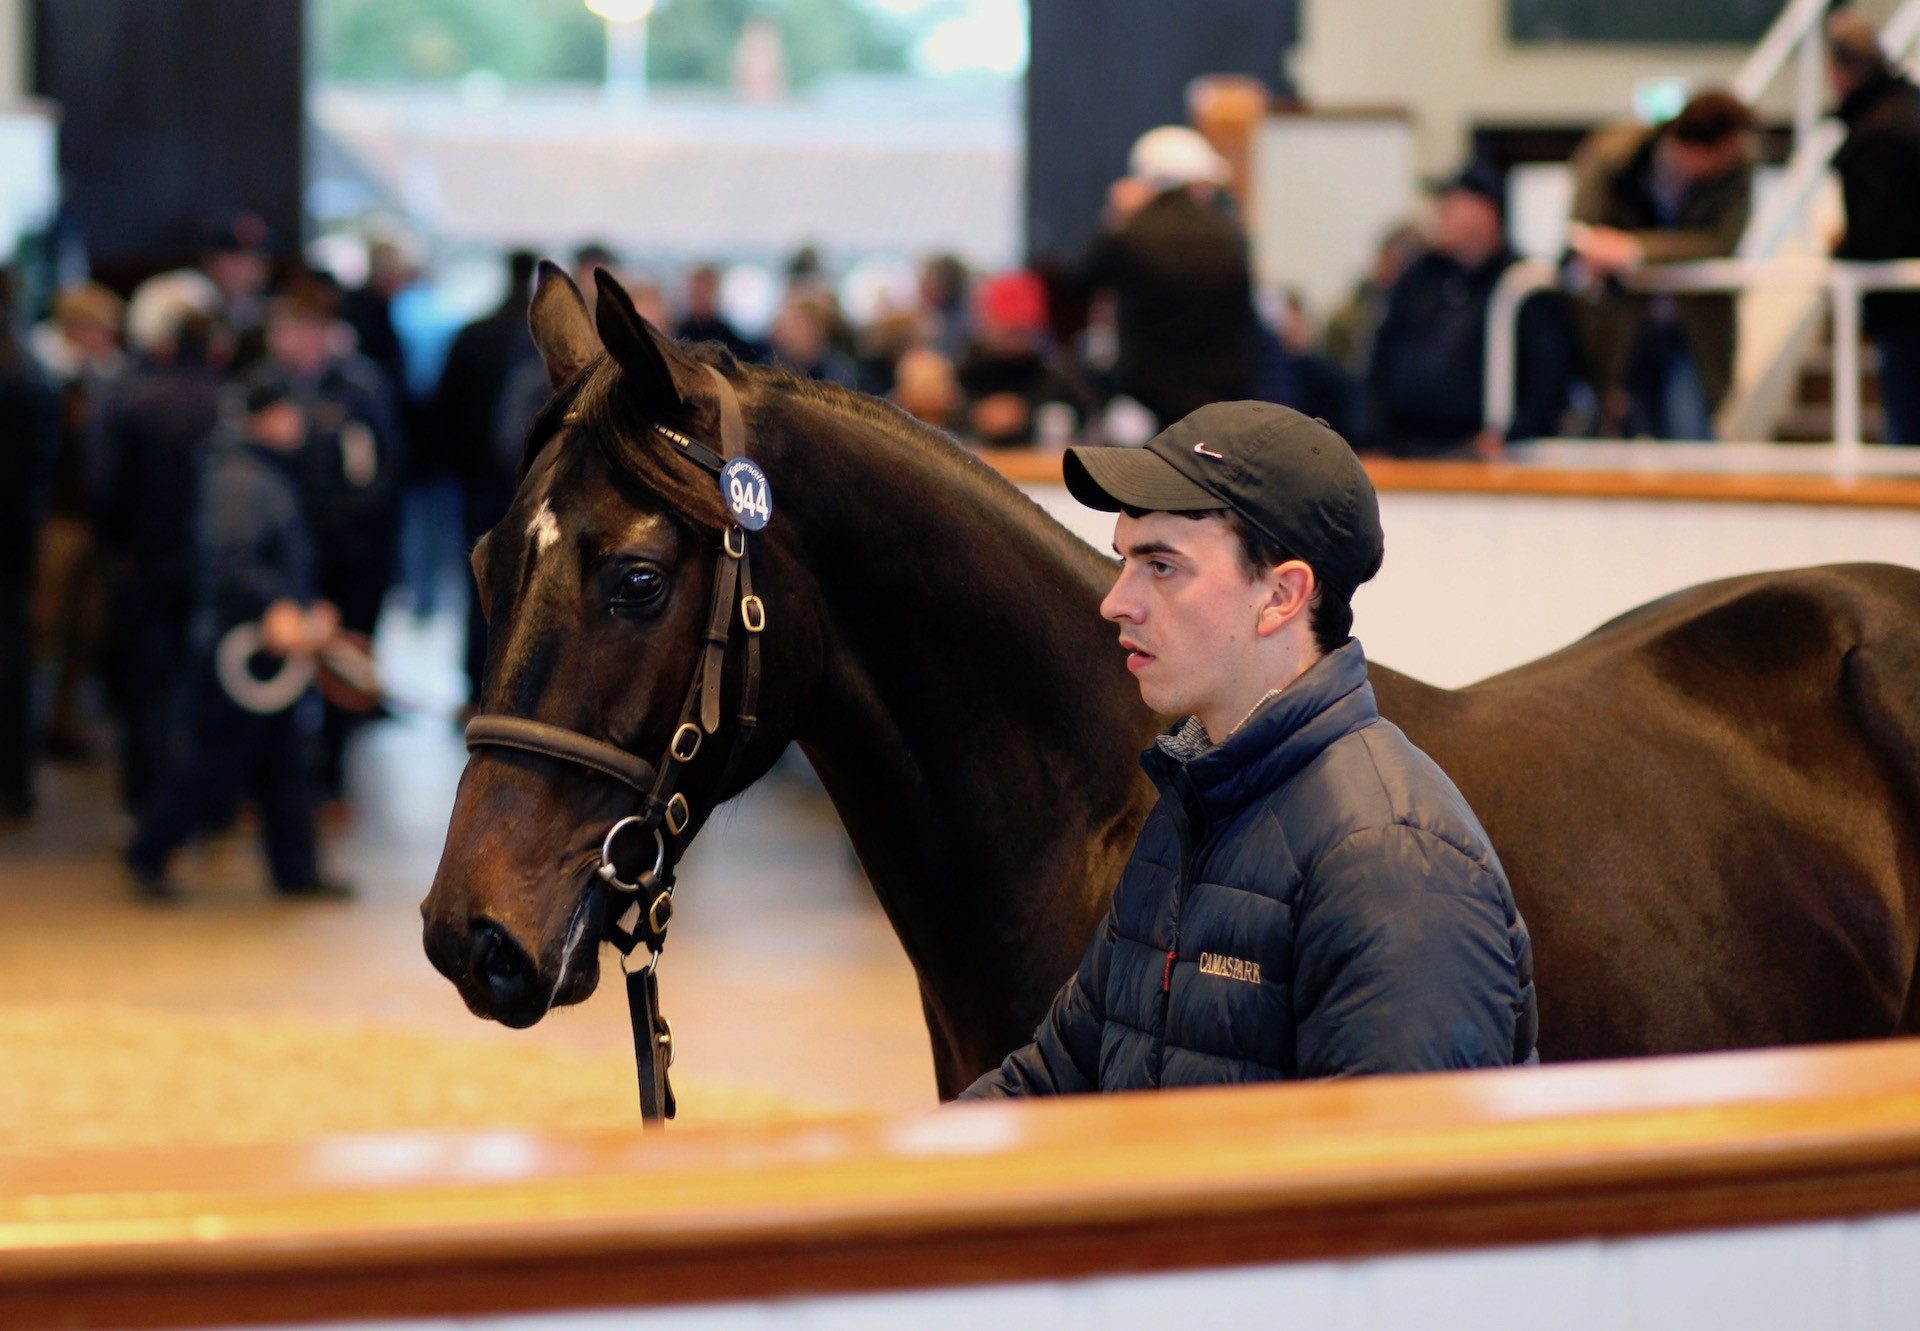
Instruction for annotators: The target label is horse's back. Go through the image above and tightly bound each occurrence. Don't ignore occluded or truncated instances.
[1372,563,1920,1061]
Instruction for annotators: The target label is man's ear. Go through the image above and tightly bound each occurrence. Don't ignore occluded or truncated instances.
[1257,561,1317,638]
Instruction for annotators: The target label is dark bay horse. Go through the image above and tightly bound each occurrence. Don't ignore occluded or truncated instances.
[424,266,1920,1098]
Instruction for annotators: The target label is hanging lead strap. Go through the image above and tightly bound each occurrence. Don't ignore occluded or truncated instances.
[628,960,675,1125]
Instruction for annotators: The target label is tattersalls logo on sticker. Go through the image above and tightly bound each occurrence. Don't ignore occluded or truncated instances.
[721,458,773,530]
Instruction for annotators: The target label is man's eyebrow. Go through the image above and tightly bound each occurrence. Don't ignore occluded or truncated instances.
[1114,539,1182,559]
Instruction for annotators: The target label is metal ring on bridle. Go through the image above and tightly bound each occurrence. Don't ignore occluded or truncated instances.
[724,526,746,558]
[741,594,766,633]
[599,816,666,891]
[664,792,691,836]
[648,890,674,937]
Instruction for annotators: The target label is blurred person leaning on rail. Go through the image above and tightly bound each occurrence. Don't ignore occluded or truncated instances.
[1565,90,1756,440]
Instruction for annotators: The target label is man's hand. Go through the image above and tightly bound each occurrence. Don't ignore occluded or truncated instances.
[259,600,340,657]
[1105,176,1155,228]
[259,600,309,657]
[1571,224,1645,277]
[306,600,341,652]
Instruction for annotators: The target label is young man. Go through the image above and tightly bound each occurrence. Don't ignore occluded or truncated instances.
[963,401,1536,1097]
[125,369,350,902]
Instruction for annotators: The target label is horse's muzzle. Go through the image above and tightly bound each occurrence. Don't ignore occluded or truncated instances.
[422,914,547,1028]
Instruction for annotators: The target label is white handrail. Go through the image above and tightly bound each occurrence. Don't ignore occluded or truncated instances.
[1483,257,1920,479]
[1732,0,1833,108]
[1482,260,1556,448]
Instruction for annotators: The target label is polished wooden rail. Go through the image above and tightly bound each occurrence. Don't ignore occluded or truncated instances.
[7,1040,1920,1327]
[977,447,1920,509]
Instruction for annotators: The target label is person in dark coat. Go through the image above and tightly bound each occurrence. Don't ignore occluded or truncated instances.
[677,263,762,362]
[962,402,1537,1097]
[0,275,61,818]
[90,307,229,808]
[1366,164,1578,457]
[125,369,349,901]
[955,269,1087,446]
[435,251,538,707]
[265,276,407,805]
[1077,126,1258,429]
[1827,11,1920,444]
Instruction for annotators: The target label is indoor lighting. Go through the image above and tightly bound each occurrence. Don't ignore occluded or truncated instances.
[586,0,654,23]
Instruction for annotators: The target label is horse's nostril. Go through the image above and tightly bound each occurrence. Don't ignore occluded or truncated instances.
[469,920,540,1019]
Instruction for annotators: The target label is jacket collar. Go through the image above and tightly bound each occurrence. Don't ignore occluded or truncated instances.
[1141,639,1378,822]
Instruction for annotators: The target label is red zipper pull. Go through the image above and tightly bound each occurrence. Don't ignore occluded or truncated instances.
[1162,949,1176,993]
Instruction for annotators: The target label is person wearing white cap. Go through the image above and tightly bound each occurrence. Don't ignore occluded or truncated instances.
[1078,124,1257,428]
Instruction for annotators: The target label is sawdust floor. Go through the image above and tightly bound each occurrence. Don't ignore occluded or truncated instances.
[0,694,938,1157]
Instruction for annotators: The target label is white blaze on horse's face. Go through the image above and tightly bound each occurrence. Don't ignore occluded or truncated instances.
[527,499,562,556]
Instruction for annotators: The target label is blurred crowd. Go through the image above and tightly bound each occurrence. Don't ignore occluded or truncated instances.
[4,11,1918,894]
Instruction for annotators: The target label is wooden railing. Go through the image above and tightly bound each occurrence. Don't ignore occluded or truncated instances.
[7,1039,1920,1328]
[977,446,1920,510]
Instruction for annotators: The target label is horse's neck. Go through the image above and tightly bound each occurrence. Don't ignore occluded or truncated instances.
[774,401,1157,1091]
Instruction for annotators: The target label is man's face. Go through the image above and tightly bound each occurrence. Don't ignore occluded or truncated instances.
[1667,135,1746,185]
[267,313,333,378]
[1431,190,1501,261]
[1101,510,1274,721]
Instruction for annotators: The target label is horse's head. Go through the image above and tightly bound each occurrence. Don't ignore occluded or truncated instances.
[422,264,812,1027]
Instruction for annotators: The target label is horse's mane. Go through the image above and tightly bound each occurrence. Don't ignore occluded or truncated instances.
[530,339,1115,584]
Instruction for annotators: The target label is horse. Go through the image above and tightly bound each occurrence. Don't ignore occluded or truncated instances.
[423,265,1920,1099]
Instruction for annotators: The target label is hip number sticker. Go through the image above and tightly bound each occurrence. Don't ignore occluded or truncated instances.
[721,459,773,531]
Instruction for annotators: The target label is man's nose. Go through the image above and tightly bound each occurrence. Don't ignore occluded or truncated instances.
[1101,571,1139,623]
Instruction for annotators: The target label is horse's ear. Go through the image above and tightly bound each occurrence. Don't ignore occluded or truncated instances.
[529,260,600,389]
[593,266,697,416]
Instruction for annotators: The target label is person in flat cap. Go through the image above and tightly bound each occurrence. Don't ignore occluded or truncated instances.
[125,366,352,903]
[1365,162,1577,458]
[962,403,1536,1097]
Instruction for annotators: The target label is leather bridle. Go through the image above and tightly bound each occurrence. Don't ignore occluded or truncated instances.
[462,364,764,1125]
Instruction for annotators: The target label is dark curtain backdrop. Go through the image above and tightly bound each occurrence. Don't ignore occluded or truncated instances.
[1025,0,1298,263]
[34,0,304,287]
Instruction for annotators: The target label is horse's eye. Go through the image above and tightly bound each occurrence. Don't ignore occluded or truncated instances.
[614,566,666,610]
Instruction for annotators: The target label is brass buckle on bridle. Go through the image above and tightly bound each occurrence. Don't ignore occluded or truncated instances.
[668,722,702,763]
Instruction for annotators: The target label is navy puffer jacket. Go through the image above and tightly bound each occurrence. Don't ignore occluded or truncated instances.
[963,641,1537,1097]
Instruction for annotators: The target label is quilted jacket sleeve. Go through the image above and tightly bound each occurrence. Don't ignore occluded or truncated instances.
[1293,823,1531,1077]
[957,909,1115,1098]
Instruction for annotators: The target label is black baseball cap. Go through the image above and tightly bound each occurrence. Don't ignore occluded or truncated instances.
[1064,401,1384,599]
